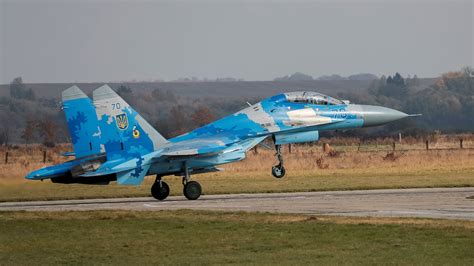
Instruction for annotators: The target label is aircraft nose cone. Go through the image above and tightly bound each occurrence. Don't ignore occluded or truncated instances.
[361,105,408,127]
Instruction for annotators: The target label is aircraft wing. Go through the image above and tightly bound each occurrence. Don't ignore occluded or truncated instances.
[79,134,243,184]
[160,138,234,156]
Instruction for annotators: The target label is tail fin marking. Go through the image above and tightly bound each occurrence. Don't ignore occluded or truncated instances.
[62,86,102,158]
[92,85,168,160]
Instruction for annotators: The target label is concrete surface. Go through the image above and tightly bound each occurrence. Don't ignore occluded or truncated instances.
[1,187,474,220]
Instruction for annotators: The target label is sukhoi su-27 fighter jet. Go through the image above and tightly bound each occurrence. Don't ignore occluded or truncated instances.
[26,85,418,200]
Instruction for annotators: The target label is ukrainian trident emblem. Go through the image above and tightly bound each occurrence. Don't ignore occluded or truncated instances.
[116,113,129,130]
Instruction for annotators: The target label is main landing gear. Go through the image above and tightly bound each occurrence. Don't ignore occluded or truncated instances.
[272,144,286,178]
[151,176,170,200]
[182,163,202,200]
[151,163,202,201]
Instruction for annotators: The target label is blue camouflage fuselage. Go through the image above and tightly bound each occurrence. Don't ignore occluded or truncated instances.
[26,89,410,185]
[157,92,364,176]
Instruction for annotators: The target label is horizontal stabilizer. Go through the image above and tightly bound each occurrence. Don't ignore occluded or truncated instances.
[116,164,151,185]
[79,164,136,177]
[80,151,161,185]
[79,156,145,177]
[80,164,149,185]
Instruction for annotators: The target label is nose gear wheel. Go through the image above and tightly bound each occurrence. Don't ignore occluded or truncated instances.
[271,144,286,178]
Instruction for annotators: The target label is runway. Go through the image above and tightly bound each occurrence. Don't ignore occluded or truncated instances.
[1,187,474,220]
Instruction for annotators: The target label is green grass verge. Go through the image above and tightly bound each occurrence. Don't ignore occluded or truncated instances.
[1,168,473,202]
[1,210,473,265]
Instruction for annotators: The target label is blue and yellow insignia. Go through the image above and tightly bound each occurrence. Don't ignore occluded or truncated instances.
[132,126,140,139]
[116,113,128,130]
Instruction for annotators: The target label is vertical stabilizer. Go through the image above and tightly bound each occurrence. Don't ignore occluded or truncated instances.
[93,85,168,160]
[62,86,102,158]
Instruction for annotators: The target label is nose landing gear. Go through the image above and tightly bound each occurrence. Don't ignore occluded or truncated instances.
[271,144,286,178]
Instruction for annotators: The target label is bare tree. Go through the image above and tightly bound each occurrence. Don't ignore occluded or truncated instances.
[38,118,57,147]
[191,106,216,127]
[21,115,37,147]
[0,128,10,146]
[10,77,35,100]
[169,106,187,136]
[115,85,134,104]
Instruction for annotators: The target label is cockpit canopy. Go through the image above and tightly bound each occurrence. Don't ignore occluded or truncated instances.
[284,91,344,106]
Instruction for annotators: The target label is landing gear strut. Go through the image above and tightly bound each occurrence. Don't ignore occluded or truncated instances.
[272,144,286,178]
[151,175,170,200]
[182,162,202,200]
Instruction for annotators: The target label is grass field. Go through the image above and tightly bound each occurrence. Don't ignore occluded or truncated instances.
[1,168,473,202]
[1,210,473,265]
[1,144,473,265]
[1,145,473,202]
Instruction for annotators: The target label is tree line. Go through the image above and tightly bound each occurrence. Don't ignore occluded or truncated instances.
[0,67,472,146]
[333,67,473,137]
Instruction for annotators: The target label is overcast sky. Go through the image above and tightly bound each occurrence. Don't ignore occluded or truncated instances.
[0,0,472,84]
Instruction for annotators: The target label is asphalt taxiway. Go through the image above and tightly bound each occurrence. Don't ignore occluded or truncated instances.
[1,187,473,220]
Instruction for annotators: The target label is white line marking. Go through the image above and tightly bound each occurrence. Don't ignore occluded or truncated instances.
[143,203,250,208]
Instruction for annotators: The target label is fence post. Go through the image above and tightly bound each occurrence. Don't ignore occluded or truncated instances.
[357,142,361,152]
[5,151,8,164]
[460,139,463,149]
[425,140,429,150]
[323,143,330,152]
[392,142,396,152]
[43,150,47,163]
[288,144,292,154]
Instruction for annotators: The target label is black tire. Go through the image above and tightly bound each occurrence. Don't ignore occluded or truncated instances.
[183,181,202,200]
[151,181,170,200]
[272,165,286,178]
